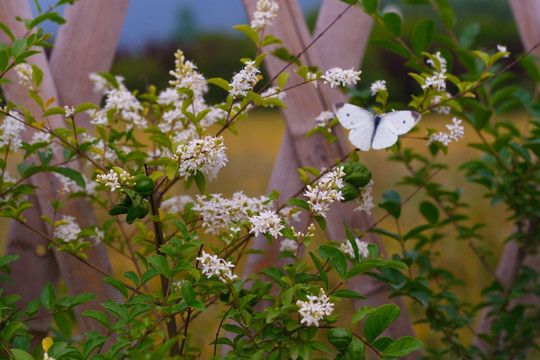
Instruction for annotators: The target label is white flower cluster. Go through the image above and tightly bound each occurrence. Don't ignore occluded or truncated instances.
[86,137,119,165]
[306,71,318,87]
[96,169,120,192]
[296,289,334,327]
[249,209,284,238]
[89,73,125,95]
[0,110,25,150]
[197,250,238,283]
[304,167,345,217]
[169,50,208,98]
[251,0,279,31]
[430,94,451,114]
[423,52,447,91]
[230,60,261,98]
[428,117,465,146]
[279,238,297,252]
[193,192,271,234]
[370,80,387,95]
[497,44,509,58]
[14,63,33,88]
[315,111,334,130]
[54,215,81,242]
[260,86,286,103]
[161,195,195,214]
[54,173,97,196]
[88,86,146,129]
[173,136,228,180]
[354,179,374,214]
[321,68,361,88]
[340,238,370,259]
[64,105,75,117]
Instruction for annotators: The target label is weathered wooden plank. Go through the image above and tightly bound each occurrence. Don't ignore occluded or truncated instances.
[1,0,128,342]
[472,1,540,354]
[241,0,415,342]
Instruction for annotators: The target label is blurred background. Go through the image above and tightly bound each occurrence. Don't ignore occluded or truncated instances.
[3,0,533,356]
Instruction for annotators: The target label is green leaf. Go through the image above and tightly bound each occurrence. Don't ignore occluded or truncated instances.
[40,283,56,311]
[419,201,439,224]
[277,72,290,89]
[81,310,110,330]
[43,107,66,117]
[148,254,170,278]
[382,12,401,36]
[371,38,410,58]
[381,336,423,357]
[102,277,128,298]
[346,259,407,279]
[412,19,434,56]
[261,34,282,47]
[343,221,360,262]
[75,102,100,114]
[233,24,259,46]
[10,349,34,360]
[458,22,480,49]
[0,49,9,73]
[181,281,196,306]
[31,64,43,88]
[433,0,455,28]
[318,244,347,279]
[379,190,401,219]
[56,293,96,308]
[0,254,19,268]
[207,77,231,91]
[362,0,378,14]
[351,306,375,325]
[194,170,206,193]
[12,39,27,58]
[314,215,326,230]
[364,304,400,342]
[54,167,86,188]
[309,252,328,289]
[332,289,366,299]
[1,321,22,343]
[0,22,15,42]
[285,198,311,212]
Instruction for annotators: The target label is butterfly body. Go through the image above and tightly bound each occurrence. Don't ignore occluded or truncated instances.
[333,103,420,151]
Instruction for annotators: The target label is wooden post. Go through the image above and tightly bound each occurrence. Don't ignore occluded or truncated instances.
[241,0,416,342]
[0,0,128,347]
[472,0,540,355]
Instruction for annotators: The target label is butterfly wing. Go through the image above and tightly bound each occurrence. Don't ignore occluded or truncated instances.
[333,103,375,151]
[333,102,374,129]
[371,111,421,150]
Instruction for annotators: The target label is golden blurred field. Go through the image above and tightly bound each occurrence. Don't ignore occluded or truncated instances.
[0,108,523,355]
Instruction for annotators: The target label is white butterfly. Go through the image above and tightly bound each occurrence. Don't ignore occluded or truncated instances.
[333,103,421,151]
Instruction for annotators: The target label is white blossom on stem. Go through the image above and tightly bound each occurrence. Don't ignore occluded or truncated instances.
[340,238,370,259]
[428,117,465,146]
[296,289,334,327]
[0,110,26,150]
[161,195,195,214]
[370,80,387,95]
[279,238,297,252]
[197,250,238,283]
[354,179,374,214]
[172,136,228,180]
[169,50,208,98]
[54,215,81,242]
[321,67,361,88]
[14,63,33,88]
[497,44,509,58]
[249,209,284,238]
[304,167,345,217]
[251,0,279,31]
[96,169,121,192]
[315,111,334,130]
[230,60,260,98]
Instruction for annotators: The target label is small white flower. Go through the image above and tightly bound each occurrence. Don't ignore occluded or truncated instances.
[431,94,451,114]
[172,136,228,180]
[260,87,286,103]
[280,238,297,252]
[296,289,334,327]
[370,80,387,95]
[0,110,26,150]
[304,167,345,217]
[422,72,446,91]
[354,179,374,214]
[197,250,238,283]
[161,195,194,214]
[44,353,56,360]
[251,0,279,31]
[497,44,509,58]
[14,63,33,88]
[64,105,75,117]
[89,73,125,95]
[230,60,261,98]
[249,210,284,238]
[169,50,208,98]
[54,215,81,242]
[96,169,121,192]
[315,111,334,129]
[88,87,145,129]
[340,238,370,259]
[428,117,464,146]
[306,72,318,88]
[321,67,361,88]
[426,51,447,73]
